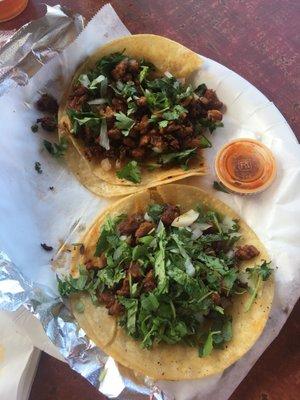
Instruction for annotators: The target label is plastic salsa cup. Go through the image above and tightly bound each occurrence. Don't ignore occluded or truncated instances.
[215,138,277,195]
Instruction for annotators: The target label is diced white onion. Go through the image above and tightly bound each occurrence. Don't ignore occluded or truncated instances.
[156,220,164,233]
[171,209,200,228]
[101,158,112,171]
[164,71,173,78]
[115,159,121,169]
[185,258,195,277]
[191,225,203,240]
[87,98,108,105]
[99,119,110,150]
[144,212,152,221]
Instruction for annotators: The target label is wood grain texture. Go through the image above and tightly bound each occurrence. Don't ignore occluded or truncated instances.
[1,0,299,399]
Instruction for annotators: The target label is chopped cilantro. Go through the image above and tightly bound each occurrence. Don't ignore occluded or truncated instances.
[213,181,231,193]
[158,148,196,165]
[194,83,207,97]
[244,261,273,312]
[115,112,135,136]
[116,161,141,183]
[58,200,272,354]
[96,52,126,75]
[139,65,149,83]
[162,105,187,121]
[43,137,68,159]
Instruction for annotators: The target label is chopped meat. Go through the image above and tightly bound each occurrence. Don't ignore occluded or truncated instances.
[112,98,126,112]
[85,259,95,270]
[111,59,128,80]
[124,73,133,81]
[68,85,88,110]
[128,262,143,280]
[131,148,145,158]
[123,137,136,148]
[143,269,156,292]
[137,115,150,134]
[99,290,115,308]
[198,96,209,106]
[204,89,223,110]
[36,94,58,114]
[66,54,225,167]
[136,96,147,107]
[128,59,140,73]
[161,204,180,226]
[84,145,103,161]
[207,109,223,121]
[107,128,122,140]
[116,277,130,296]
[235,245,260,260]
[187,99,206,118]
[36,116,57,132]
[211,292,221,305]
[139,135,150,146]
[118,213,144,235]
[169,139,180,150]
[100,106,115,121]
[178,125,193,137]
[180,96,193,107]
[72,85,88,97]
[185,138,201,148]
[98,253,107,268]
[108,301,124,316]
[166,122,181,133]
[135,221,155,238]
[85,254,106,270]
[150,135,165,152]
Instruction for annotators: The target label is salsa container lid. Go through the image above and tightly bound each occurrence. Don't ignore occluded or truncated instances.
[215,138,277,195]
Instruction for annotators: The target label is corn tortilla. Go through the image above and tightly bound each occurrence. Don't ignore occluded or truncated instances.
[65,184,274,380]
[58,35,206,197]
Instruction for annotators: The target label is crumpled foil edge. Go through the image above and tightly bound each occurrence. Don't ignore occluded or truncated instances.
[0,250,171,399]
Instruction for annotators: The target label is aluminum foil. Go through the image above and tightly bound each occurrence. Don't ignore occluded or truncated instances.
[0,250,170,400]
[0,4,85,96]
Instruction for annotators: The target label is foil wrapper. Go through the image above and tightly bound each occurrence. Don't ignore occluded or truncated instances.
[0,251,169,400]
[0,4,85,96]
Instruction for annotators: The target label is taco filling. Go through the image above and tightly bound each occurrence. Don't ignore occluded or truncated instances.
[65,52,224,183]
[58,200,272,357]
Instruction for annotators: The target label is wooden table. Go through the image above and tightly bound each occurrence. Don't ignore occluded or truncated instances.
[2,1,299,399]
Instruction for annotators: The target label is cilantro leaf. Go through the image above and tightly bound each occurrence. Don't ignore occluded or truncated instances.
[244,261,273,312]
[116,161,141,183]
[198,135,212,149]
[43,137,68,159]
[199,330,221,357]
[162,105,187,121]
[158,148,197,165]
[194,83,207,97]
[115,112,135,136]
[139,65,149,83]
[96,52,126,75]
[147,204,164,222]
[213,181,231,193]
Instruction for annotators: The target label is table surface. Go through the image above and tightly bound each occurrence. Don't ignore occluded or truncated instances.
[1,1,299,399]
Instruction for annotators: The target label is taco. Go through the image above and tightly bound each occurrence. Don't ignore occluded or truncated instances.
[57,184,274,380]
[58,35,225,197]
